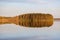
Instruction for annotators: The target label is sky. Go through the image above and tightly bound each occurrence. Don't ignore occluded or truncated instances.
[0,0,60,17]
[0,0,60,40]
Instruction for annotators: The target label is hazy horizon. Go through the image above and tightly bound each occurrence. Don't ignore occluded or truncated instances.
[0,0,60,40]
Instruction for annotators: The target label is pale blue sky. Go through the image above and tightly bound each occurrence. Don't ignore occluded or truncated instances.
[0,0,60,18]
